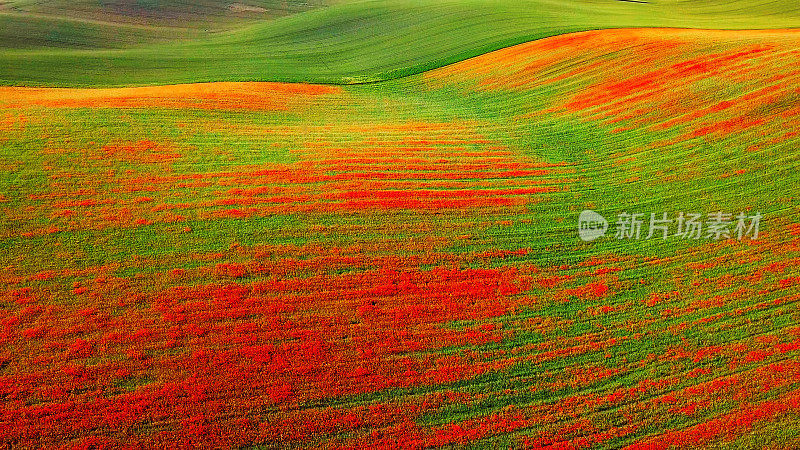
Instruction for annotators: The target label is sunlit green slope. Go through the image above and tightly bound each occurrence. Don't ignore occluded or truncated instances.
[1,0,799,86]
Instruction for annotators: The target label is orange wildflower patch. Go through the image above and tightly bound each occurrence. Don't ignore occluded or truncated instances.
[0,82,342,111]
[425,28,800,144]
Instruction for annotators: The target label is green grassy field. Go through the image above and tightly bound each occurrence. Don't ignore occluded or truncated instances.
[2,0,800,86]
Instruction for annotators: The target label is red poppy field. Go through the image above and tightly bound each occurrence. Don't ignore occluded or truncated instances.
[1,27,800,448]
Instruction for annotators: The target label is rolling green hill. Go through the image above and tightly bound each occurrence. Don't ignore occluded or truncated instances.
[0,0,333,29]
[2,0,800,87]
[0,0,334,49]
